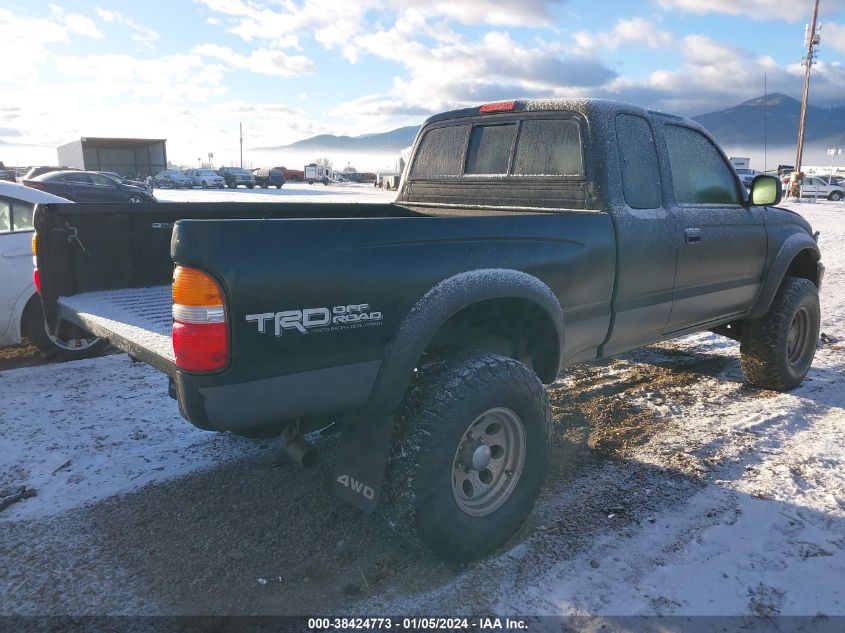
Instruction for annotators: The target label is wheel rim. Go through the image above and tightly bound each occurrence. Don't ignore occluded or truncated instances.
[787,306,811,367]
[128,196,141,203]
[451,407,526,517]
[44,321,101,352]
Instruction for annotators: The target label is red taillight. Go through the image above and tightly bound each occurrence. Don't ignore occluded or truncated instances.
[26,181,46,190]
[172,266,228,372]
[33,269,41,294]
[480,100,516,113]
[172,321,228,372]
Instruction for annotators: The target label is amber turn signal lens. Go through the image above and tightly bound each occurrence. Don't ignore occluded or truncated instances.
[172,265,224,307]
[31,233,37,256]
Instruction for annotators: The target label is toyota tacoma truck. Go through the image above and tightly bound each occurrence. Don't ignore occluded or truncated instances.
[33,99,823,560]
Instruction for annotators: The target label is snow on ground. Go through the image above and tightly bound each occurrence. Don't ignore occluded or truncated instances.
[0,196,843,616]
[0,355,266,520]
[153,181,397,204]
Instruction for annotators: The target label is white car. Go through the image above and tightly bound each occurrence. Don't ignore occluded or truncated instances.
[186,169,225,188]
[0,181,107,357]
[800,176,845,201]
[735,168,761,188]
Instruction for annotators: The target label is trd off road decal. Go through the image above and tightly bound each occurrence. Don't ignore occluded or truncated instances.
[245,303,383,336]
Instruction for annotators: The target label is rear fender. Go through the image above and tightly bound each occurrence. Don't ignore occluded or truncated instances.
[361,268,565,419]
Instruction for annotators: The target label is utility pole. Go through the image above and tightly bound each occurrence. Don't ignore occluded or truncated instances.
[763,73,768,173]
[793,0,821,192]
[239,123,244,168]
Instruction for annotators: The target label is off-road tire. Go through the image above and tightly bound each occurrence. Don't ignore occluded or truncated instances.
[383,351,550,560]
[23,298,109,360]
[740,277,820,390]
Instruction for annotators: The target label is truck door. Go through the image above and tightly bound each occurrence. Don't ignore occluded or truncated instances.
[601,113,678,356]
[661,124,766,332]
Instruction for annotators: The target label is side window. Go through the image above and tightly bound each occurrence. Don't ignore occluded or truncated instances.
[465,124,516,175]
[664,125,740,205]
[0,200,34,232]
[410,125,470,178]
[12,202,35,231]
[90,174,116,187]
[615,114,661,209]
[66,173,93,184]
[513,119,583,176]
[0,201,10,232]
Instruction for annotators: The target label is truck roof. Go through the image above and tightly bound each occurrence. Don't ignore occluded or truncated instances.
[422,97,689,127]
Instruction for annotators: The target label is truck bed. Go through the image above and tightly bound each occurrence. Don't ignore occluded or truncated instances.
[58,286,175,375]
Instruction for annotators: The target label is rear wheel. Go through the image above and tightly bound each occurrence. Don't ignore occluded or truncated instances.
[276,184,282,189]
[740,277,820,390]
[247,184,255,189]
[23,298,108,360]
[383,352,550,560]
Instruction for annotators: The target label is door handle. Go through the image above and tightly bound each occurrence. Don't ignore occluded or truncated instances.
[685,228,702,244]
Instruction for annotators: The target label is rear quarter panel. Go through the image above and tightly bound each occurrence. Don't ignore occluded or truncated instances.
[172,212,616,389]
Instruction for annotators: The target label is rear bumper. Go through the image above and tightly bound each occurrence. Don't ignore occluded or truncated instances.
[174,360,382,431]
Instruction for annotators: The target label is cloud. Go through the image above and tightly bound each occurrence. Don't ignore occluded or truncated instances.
[823,22,845,55]
[574,17,674,52]
[52,52,229,103]
[586,35,839,115]
[656,0,845,22]
[193,44,316,77]
[194,0,566,53]
[0,106,21,120]
[49,4,104,39]
[0,7,105,82]
[94,7,160,49]
[334,25,616,126]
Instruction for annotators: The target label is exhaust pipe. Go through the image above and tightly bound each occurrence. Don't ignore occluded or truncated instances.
[281,426,319,468]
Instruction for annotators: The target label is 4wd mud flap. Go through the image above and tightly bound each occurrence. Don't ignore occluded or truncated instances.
[332,415,394,513]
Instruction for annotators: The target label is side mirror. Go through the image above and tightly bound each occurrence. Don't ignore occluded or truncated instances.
[750,174,782,206]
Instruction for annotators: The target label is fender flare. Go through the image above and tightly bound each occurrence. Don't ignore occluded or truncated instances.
[747,233,821,320]
[361,268,565,418]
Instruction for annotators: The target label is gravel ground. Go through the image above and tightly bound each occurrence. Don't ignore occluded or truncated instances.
[0,200,842,618]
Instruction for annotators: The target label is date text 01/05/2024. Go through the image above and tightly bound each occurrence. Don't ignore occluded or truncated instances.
[306,617,529,630]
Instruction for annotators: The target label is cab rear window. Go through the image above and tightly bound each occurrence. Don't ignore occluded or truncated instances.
[465,124,516,174]
[410,125,470,178]
[410,117,583,178]
[513,119,583,176]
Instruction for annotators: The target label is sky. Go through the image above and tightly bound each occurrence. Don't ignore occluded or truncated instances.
[3,0,845,170]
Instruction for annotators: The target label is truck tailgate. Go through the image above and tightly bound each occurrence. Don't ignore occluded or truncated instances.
[57,285,175,376]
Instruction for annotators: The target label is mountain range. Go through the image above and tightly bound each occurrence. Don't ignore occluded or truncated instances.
[256,93,845,155]
[693,93,845,148]
[254,126,420,153]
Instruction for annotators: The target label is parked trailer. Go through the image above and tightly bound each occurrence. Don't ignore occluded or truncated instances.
[304,163,329,185]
